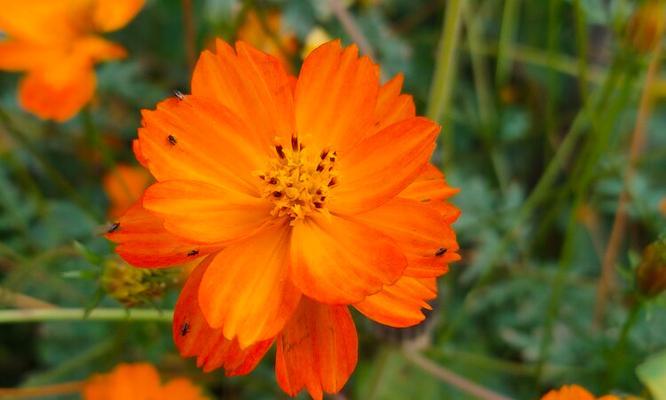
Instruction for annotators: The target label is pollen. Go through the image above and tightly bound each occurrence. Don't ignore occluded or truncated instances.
[258,136,337,222]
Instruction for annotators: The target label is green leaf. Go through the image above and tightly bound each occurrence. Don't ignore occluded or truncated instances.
[637,348,666,400]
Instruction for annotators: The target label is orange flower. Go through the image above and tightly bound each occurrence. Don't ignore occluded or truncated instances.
[107,39,460,399]
[82,362,207,400]
[237,10,297,69]
[0,0,145,121]
[541,385,619,400]
[103,164,152,219]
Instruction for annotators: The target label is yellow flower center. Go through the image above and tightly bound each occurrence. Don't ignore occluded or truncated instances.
[258,136,337,222]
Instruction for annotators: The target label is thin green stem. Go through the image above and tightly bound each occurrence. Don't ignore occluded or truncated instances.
[0,308,172,323]
[608,302,643,386]
[426,0,463,167]
[573,0,590,102]
[495,0,521,87]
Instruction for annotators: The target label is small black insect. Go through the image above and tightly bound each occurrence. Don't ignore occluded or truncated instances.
[435,247,447,257]
[180,322,190,336]
[107,222,120,233]
[173,90,185,100]
[167,135,177,145]
[187,249,199,257]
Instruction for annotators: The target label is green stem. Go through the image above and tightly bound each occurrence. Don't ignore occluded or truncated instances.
[0,308,172,323]
[426,0,463,167]
[608,302,643,386]
[495,0,520,87]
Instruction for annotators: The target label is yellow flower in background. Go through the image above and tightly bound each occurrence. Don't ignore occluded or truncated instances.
[0,0,145,121]
[237,10,297,69]
[83,363,207,400]
[302,27,331,59]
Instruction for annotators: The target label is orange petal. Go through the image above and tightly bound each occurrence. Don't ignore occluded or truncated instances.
[139,96,266,195]
[107,202,221,268]
[132,139,149,168]
[174,258,273,375]
[354,276,436,328]
[83,363,162,399]
[18,63,95,122]
[330,117,439,215]
[142,180,273,244]
[290,214,406,304]
[0,41,58,71]
[295,40,380,152]
[73,36,127,62]
[198,224,301,347]
[399,163,459,202]
[354,198,459,278]
[103,164,152,218]
[93,0,145,32]
[190,40,295,152]
[373,73,416,133]
[0,1,81,43]
[541,385,597,400]
[275,299,357,400]
[159,378,207,400]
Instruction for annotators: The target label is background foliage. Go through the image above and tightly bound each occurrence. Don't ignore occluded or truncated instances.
[1,0,665,399]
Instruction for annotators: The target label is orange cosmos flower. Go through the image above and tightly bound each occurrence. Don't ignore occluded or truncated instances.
[107,39,460,399]
[541,385,619,400]
[0,0,145,121]
[82,362,207,400]
[103,164,152,219]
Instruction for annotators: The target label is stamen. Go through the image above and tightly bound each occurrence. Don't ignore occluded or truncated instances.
[187,249,200,257]
[435,248,447,257]
[173,90,185,100]
[258,141,338,221]
[167,135,177,145]
[275,145,285,159]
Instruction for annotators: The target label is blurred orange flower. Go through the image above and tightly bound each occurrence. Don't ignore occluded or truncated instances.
[107,39,459,399]
[103,164,152,219]
[237,10,297,69]
[541,385,619,400]
[82,363,207,400]
[0,0,145,121]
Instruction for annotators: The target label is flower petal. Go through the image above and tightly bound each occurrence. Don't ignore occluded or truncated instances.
[142,180,273,245]
[399,163,459,202]
[354,276,436,328]
[18,62,95,121]
[107,202,221,268]
[354,198,458,278]
[191,40,295,151]
[159,379,207,400]
[0,1,80,43]
[103,164,152,218]
[139,96,267,195]
[0,41,58,71]
[373,73,416,133]
[93,0,145,32]
[174,258,273,375]
[275,299,357,400]
[198,224,301,347]
[330,117,439,215]
[295,40,380,152]
[290,214,406,304]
